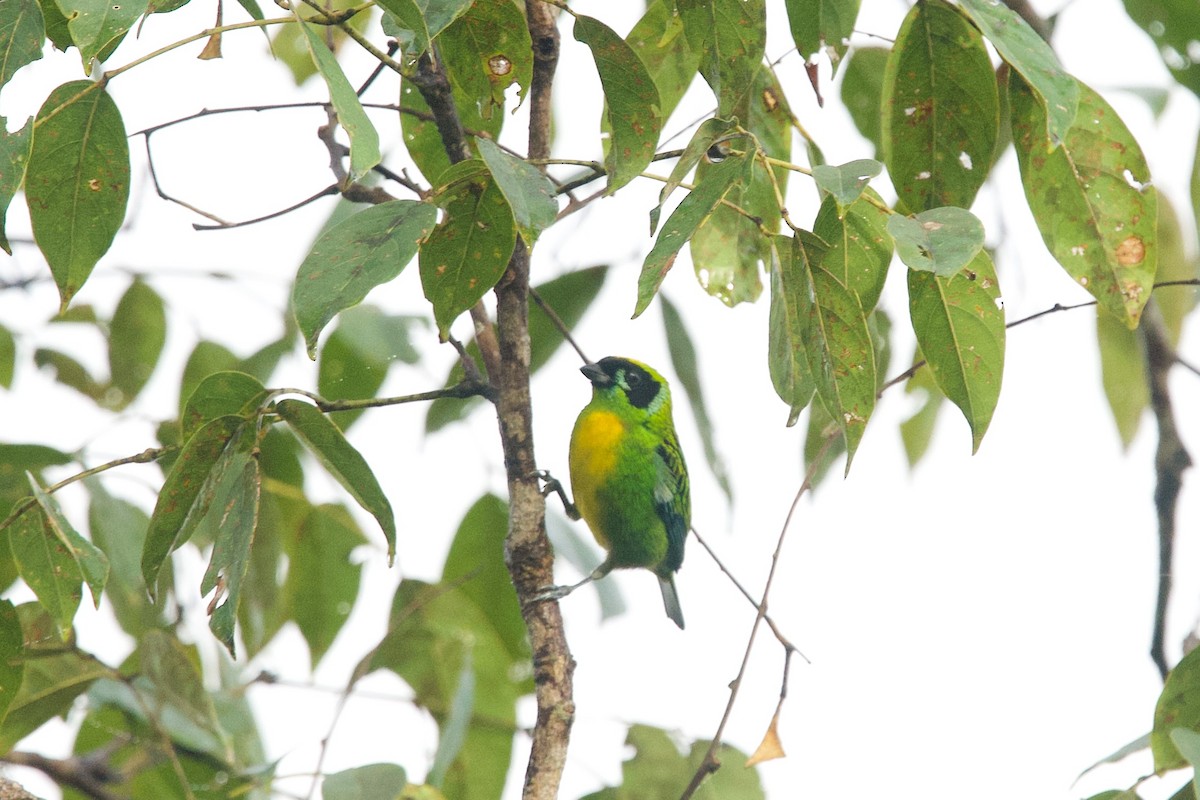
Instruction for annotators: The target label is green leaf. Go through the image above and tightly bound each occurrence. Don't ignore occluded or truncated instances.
[0,324,15,389]
[1122,0,1200,98]
[636,151,752,317]
[8,508,81,638]
[1172,729,1200,799]
[293,199,437,357]
[792,231,875,468]
[881,0,998,212]
[140,630,227,755]
[474,136,558,243]
[0,604,108,751]
[285,503,366,667]
[178,340,239,417]
[840,47,889,155]
[322,763,408,800]
[626,0,702,125]
[899,357,944,467]
[581,724,764,800]
[677,0,766,118]
[812,190,892,312]
[142,415,247,595]
[0,600,21,722]
[957,0,1078,145]
[26,81,130,310]
[428,650,473,788]
[784,0,861,71]
[319,307,424,430]
[1009,75,1157,329]
[275,399,396,563]
[0,116,33,255]
[59,0,148,69]
[27,473,108,607]
[438,0,532,117]
[108,279,167,408]
[1154,643,1200,770]
[0,0,44,91]
[182,371,267,442]
[36,0,70,50]
[887,206,986,277]
[441,495,527,661]
[575,13,663,194]
[419,161,517,339]
[399,75,502,185]
[376,0,430,56]
[907,249,1005,452]
[1154,195,1198,345]
[425,265,609,432]
[201,458,261,655]
[1098,306,1148,448]
[86,480,164,638]
[651,117,738,235]
[767,236,815,422]
[294,20,381,180]
[812,158,883,213]
[662,296,732,504]
[33,347,105,402]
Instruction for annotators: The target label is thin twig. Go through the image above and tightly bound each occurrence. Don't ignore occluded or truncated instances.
[529,286,590,364]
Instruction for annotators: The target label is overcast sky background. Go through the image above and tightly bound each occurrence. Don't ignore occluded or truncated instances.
[3,0,1200,798]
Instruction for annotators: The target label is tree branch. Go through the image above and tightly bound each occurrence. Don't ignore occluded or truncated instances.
[2,751,123,800]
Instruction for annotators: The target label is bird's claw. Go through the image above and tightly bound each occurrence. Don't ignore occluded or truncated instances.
[530,584,571,603]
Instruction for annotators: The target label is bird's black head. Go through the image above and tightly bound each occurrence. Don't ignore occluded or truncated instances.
[581,356,664,410]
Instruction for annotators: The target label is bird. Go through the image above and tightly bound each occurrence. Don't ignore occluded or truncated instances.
[540,356,690,628]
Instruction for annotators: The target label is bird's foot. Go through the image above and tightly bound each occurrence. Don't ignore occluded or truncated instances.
[530,583,573,603]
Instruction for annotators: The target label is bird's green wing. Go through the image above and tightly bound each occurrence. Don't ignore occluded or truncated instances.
[653,438,690,573]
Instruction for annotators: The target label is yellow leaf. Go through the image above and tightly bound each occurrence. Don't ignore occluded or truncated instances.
[745,708,786,766]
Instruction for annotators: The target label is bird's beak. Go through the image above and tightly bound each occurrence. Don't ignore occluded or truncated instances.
[580,362,611,386]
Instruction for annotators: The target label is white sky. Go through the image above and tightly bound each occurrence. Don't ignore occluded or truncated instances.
[2,0,1200,799]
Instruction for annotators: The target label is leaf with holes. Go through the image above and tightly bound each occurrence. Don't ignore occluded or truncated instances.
[888,206,986,277]
[294,200,437,357]
[26,81,129,310]
[1010,75,1157,329]
[59,0,148,69]
[882,0,998,211]
[907,249,1005,453]
[812,159,883,214]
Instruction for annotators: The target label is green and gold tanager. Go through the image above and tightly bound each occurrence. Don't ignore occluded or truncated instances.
[541,356,690,628]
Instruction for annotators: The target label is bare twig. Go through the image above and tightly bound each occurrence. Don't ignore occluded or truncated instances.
[1,752,122,800]
[529,286,590,364]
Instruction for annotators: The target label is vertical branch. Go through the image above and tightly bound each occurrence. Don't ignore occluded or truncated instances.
[499,5,571,800]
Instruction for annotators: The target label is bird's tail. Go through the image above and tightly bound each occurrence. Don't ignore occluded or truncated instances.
[658,574,685,629]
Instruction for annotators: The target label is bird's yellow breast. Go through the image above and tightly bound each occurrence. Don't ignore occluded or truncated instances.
[568,408,626,549]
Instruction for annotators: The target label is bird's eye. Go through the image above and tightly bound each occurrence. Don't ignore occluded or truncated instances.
[626,372,641,387]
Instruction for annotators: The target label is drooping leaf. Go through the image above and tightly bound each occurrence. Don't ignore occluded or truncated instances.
[275,399,396,562]
[767,236,815,422]
[201,458,261,655]
[636,151,752,317]
[322,763,409,800]
[293,199,438,357]
[881,0,998,212]
[957,0,1078,145]
[784,0,861,72]
[139,630,227,756]
[899,355,945,467]
[108,279,167,408]
[319,307,424,430]
[1009,75,1157,329]
[1121,0,1200,99]
[651,117,738,235]
[811,158,883,213]
[33,347,105,402]
[625,0,702,126]
[661,296,732,504]
[0,0,44,91]
[420,160,517,339]
[575,13,663,194]
[142,415,248,594]
[677,0,766,118]
[294,19,381,180]
[887,206,986,277]
[474,136,558,243]
[376,0,430,56]
[1098,305,1149,448]
[1154,643,1200,771]
[907,249,1005,452]
[58,0,148,69]
[840,46,890,155]
[285,503,366,667]
[1150,194,1197,345]
[791,231,875,468]
[425,265,609,432]
[86,479,164,638]
[429,650,474,788]
[27,473,108,607]
[0,600,21,722]
[0,117,33,255]
[8,508,81,638]
[26,81,130,310]
[812,190,892,312]
[182,371,267,442]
